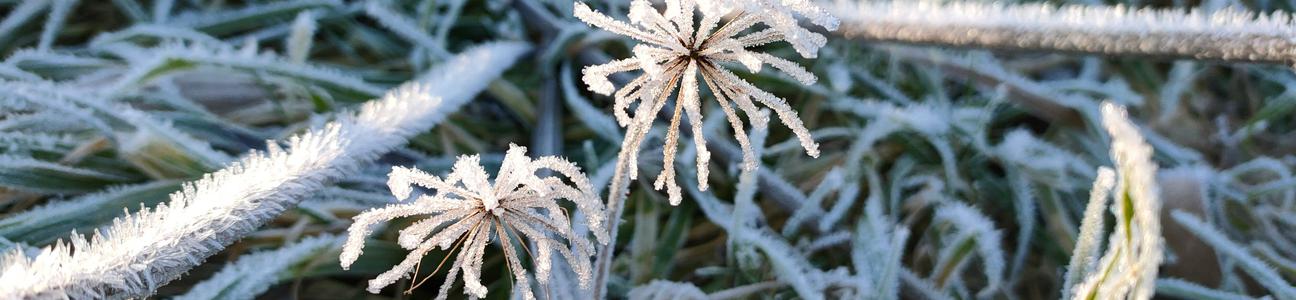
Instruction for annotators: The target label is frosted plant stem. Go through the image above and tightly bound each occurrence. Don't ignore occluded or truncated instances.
[836,1,1296,65]
[591,120,652,299]
[0,42,529,299]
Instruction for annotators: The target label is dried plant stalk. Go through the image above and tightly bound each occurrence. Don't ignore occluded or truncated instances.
[836,1,1296,65]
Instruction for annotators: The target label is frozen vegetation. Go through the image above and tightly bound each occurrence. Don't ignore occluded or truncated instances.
[0,0,1293,299]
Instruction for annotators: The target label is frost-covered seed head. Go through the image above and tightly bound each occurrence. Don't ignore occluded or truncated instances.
[340,144,606,299]
[575,0,833,205]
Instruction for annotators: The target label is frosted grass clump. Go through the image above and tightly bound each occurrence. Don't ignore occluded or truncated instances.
[995,129,1094,189]
[340,144,607,300]
[1063,102,1163,300]
[0,42,529,299]
[575,0,829,204]
[684,151,854,300]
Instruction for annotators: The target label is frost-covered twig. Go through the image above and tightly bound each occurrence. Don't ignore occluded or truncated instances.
[836,0,1296,65]
[0,42,529,299]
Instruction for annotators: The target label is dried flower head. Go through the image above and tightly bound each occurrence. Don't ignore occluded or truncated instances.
[574,0,833,205]
[339,144,607,300]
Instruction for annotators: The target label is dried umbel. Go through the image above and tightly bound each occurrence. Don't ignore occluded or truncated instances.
[340,144,607,300]
[575,0,833,204]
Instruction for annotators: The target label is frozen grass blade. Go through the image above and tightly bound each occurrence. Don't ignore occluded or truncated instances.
[1061,167,1116,298]
[0,156,139,194]
[929,202,1005,298]
[363,0,451,59]
[560,63,622,143]
[169,0,340,36]
[286,11,317,64]
[88,25,223,48]
[36,0,78,52]
[1154,278,1257,300]
[106,43,385,101]
[1171,211,1296,299]
[0,181,180,245]
[0,0,48,47]
[175,235,341,300]
[151,0,172,23]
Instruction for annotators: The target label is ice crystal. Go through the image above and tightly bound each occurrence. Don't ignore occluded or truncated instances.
[340,144,607,300]
[574,0,832,205]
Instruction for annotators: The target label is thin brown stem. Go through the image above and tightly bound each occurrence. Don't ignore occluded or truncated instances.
[409,215,486,292]
[700,12,749,49]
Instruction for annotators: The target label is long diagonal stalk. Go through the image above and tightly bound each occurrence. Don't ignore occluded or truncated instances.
[836,1,1296,66]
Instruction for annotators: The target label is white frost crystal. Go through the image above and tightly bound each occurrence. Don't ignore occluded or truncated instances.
[341,144,607,300]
